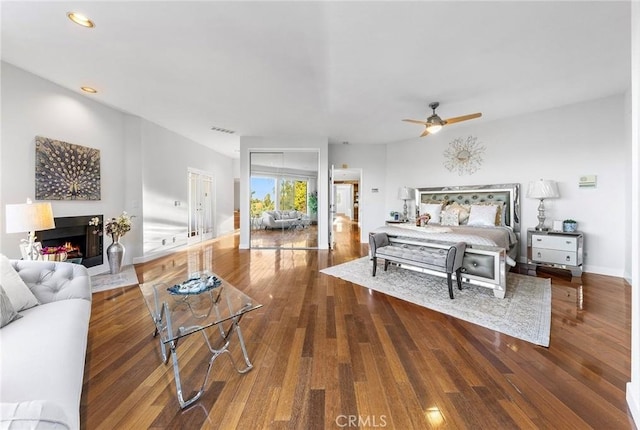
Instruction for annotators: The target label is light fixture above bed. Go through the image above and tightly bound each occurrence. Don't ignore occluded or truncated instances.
[527,179,560,231]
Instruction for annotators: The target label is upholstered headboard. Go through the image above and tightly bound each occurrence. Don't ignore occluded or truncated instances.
[416,183,521,232]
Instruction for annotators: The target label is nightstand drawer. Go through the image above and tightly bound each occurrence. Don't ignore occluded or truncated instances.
[531,247,577,266]
[530,234,577,252]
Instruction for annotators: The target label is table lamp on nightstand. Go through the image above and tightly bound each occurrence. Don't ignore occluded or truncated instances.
[397,186,415,222]
[5,199,55,260]
[526,179,559,231]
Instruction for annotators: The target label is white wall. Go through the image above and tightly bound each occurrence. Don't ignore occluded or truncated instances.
[329,143,388,244]
[136,119,234,260]
[239,136,328,249]
[627,1,640,425]
[0,62,235,269]
[335,184,352,217]
[383,95,627,277]
[0,62,126,274]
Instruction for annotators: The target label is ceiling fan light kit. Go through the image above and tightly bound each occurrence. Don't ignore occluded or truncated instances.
[403,101,482,138]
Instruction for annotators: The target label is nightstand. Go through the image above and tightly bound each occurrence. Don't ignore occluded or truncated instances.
[527,229,583,279]
[385,219,408,225]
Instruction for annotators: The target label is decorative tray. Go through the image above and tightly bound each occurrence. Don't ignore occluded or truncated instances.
[167,274,222,295]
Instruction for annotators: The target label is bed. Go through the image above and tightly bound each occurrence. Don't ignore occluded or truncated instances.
[372,183,521,298]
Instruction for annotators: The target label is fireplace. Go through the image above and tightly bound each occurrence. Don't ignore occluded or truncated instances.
[37,215,104,268]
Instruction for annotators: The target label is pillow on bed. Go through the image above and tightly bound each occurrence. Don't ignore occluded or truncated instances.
[419,203,443,224]
[441,209,460,226]
[473,202,505,225]
[467,204,499,227]
[445,202,471,224]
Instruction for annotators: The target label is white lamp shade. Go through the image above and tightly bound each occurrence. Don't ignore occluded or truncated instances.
[397,187,415,200]
[527,180,560,199]
[5,202,55,233]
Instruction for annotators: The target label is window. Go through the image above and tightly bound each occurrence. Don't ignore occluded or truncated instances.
[250,176,276,218]
[279,178,308,213]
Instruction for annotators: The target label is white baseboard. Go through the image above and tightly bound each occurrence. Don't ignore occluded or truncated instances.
[583,264,624,278]
[627,383,640,427]
[132,244,187,264]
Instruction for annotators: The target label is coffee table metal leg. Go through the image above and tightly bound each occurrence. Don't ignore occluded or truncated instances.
[213,299,255,372]
[233,321,254,372]
[152,298,256,409]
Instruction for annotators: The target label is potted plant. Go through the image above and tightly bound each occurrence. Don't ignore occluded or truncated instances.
[308,191,318,214]
[563,219,578,232]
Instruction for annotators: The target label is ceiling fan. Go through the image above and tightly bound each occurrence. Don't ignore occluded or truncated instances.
[403,102,482,137]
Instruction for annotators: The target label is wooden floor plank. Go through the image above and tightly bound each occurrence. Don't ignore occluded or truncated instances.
[81,219,635,429]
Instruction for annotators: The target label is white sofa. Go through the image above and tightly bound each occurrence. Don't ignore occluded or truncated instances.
[261,210,305,229]
[1,258,92,430]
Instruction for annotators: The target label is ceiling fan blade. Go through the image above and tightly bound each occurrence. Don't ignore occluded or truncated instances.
[402,119,428,125]
[442,113,482,125]
[420,129,430,137]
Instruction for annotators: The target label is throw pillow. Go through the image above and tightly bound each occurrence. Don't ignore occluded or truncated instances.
[441,209,460,226]
[419,203,443,224]
[0,254,39,311]
[467,204,499,227]
[446,202,471,224]
[475,201,505,225]
[0,285,23,328]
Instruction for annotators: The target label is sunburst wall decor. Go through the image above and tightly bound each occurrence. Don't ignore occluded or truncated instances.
[443,135,485,176]
[35,136,101,200]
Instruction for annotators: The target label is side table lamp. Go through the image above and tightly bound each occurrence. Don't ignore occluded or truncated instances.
[5,199,55,260]
[526,179,559,231]
[397,186,415,222]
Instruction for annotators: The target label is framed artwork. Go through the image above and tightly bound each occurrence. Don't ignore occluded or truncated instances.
[35,136,101,200]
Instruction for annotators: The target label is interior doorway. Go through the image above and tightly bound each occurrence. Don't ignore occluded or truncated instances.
[332,168,362,250]
[188,168,214,244]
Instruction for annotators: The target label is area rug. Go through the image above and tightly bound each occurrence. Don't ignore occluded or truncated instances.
[320,257,551,346]
[90,265,139,293]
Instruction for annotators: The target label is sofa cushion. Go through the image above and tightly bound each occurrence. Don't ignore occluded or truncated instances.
[0,299,91,430]
[1,400,70,429]
[10,260,92,304]
[0,254,39,311]
[0,285,22,328]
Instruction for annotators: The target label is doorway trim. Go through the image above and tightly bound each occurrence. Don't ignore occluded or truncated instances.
[187,168,215,245]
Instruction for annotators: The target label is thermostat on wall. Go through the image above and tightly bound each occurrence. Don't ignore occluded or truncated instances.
[579,175,597,188]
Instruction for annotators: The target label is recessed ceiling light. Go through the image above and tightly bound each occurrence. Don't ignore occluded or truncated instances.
[81,86,97,94]
[67,12,95,28]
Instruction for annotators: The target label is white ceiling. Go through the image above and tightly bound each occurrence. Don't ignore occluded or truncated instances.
[1,1,631,159]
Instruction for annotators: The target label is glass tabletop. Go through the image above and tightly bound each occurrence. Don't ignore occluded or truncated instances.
[139,271,262,343]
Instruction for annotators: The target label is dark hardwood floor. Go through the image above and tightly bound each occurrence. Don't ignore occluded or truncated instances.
[81,218,635,429]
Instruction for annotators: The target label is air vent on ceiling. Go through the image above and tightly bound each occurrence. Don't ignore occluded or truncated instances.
[210,126,235,134]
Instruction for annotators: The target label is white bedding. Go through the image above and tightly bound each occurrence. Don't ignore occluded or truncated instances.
[372,224,518,265]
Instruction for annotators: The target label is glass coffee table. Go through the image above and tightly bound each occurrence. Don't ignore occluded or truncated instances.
[139,271,262,409]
